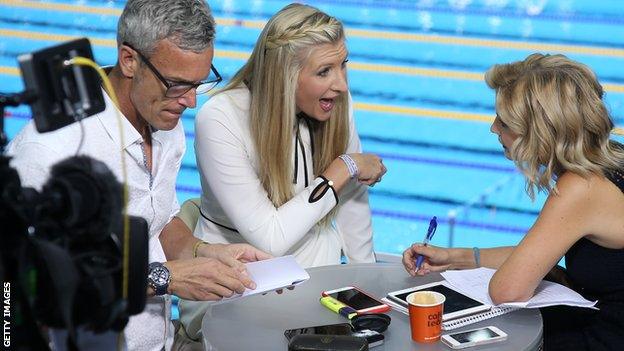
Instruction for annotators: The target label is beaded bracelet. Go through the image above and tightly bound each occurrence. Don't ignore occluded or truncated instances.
[338,154,359,178]
[473,247,481,268]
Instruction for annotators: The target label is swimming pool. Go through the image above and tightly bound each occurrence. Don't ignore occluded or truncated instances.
[2,0,623,256]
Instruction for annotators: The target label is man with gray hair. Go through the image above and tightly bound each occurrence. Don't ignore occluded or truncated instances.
[7,1,269,350]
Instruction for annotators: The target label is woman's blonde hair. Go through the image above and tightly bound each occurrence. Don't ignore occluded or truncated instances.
[485,53,624,199]
[220,3,349,214]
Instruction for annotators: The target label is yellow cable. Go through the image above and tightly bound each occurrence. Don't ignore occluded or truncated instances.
[64,56,130,300]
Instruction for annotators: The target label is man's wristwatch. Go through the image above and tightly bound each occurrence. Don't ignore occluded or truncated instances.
[147,262,171,296]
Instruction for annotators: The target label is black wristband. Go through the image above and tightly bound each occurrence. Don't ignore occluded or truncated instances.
[308,176,339,204]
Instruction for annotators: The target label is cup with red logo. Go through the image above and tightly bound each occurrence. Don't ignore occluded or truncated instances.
[407,291,445,343]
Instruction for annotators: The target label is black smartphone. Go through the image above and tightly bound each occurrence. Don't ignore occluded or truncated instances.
[284,323,353,341]
[284,323,385,348]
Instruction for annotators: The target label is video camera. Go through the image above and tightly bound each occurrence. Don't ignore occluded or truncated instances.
[0,38,148,350]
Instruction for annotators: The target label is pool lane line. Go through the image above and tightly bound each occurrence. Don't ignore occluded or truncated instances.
[2,1,624,58]
[370,189,540,217]
[2,7,624,51]
[0,66,18,75]
[346,27,624,58]
[289,0,624,26]
[3,26,624,93]
[7,109,621,165]
[3,53,624,116]
[0,28,117,46]
[177,150,517,174]
[3,109,508,157]
[0,0,122,15]
[13,0,624,28]
[6,109,518,174]
[3,68,624,135]
[2,26,624,88]
[371,209,529,234]
[374,152,516,173]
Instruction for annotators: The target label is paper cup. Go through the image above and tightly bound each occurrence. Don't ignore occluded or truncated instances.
[407,291,445,343]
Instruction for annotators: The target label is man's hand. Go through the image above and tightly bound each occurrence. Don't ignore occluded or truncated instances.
[198,243,272,274]
[163,257,256,301]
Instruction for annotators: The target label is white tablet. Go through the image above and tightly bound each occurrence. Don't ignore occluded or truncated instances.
[387,281,491,321]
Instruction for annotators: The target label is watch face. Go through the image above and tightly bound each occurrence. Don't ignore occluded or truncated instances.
[151,267,169,285]
[148,263,170,295]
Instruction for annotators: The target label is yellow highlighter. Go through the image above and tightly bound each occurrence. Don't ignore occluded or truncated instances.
[320,296,358,319]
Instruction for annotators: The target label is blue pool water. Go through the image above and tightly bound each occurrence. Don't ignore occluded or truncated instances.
[2,0,624,256]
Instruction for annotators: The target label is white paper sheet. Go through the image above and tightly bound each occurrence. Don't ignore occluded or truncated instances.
[220,255,310,302]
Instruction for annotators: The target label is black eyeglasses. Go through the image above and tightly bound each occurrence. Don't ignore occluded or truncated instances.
[123,42,222,98]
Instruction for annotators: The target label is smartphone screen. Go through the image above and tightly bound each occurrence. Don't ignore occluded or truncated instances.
[284,323,353,340]
[328,288,383,310]
[449,327,501,343]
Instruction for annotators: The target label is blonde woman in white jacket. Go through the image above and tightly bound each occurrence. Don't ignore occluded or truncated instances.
[193,3,386,268]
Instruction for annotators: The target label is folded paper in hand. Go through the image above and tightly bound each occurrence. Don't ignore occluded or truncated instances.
[221,255,309,302]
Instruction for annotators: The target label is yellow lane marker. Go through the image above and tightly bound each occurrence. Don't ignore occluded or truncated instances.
[603,83,624,94]
[0,32,622,134]
[216,18,265,29]
[350,62,483,80]
[0,29,480,81]
[2,0,624,57]
[354,102,493,122]
[1,68,620,134]
[0,28,116,46]
[346,28,624,58]
[4,28,624,93]
[214,49,250,60]
[0,66,18,75]
[0,0,121,15]
[0,62,496,125]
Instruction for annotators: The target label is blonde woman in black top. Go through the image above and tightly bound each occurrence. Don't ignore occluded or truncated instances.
[403,54,624,350]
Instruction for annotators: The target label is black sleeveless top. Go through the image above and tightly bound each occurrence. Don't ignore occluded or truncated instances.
[541,168,624,350]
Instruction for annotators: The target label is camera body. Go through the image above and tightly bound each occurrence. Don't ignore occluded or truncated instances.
[0,38,148,349]
[0,154,149,348]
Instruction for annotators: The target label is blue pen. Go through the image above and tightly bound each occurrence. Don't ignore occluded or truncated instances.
[415,216,438,270]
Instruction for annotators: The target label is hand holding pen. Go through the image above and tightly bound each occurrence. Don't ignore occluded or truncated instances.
[414,216,438,271]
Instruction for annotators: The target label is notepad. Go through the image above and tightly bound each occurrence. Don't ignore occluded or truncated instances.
[441,268,597,309]
[440,306,519,330]
[438,267,597,330]
[220,255,310,302]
